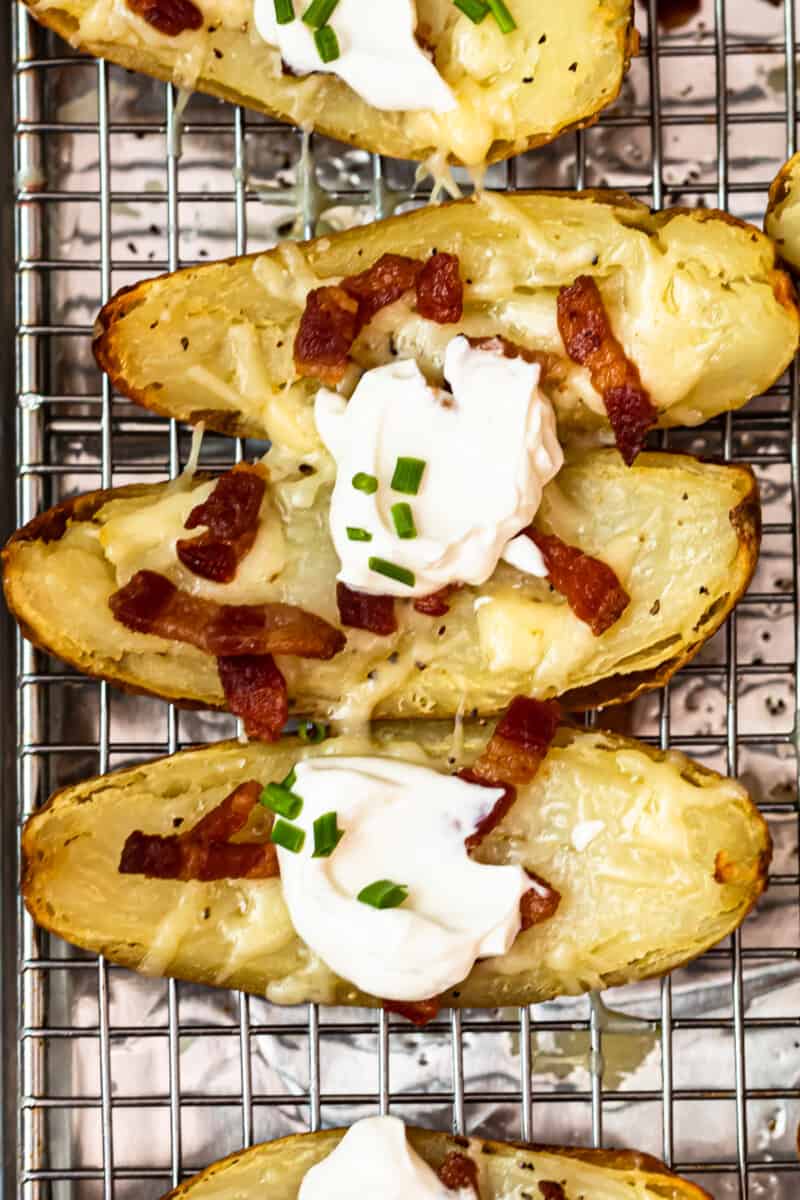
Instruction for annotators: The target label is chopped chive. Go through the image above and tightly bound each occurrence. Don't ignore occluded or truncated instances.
[390,502,417,540]
[453,0,489,22]
[313,811,344,857]
[314,23,340,62]
[390,456,426,495]
[261,780,304,820]
[368,557,415,588]
[347,526,373,542]
[352,472,378,495]
[487,0,516,32]
[302,0,338,26]
[298,720,328,744]
[271,819,305,853]
[357,879,409,909]
[282,767,297,790]
[274,0,295,23]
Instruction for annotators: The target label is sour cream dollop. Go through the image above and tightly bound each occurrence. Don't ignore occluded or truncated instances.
[315,336,564,598]
[253,0,456,113]
[300,1116,474,1200]
[275,757,531,1002]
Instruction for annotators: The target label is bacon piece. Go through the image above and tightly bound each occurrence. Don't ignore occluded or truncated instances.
[467,335,556,378]
[439,1152,480,1195]
[469,696,561,787]
[218,654,289,742]
[294,286,362,385]
[126,0,203,36]
[557,275,657,465]
[342,253,423,324]
[413,584,460,617]
[110,570,345,659]
[177,466,265,583]
[458,774,518,852]
[383,996,442,1025]
[416,252,464,324]
[118,780,279,882]
[336,581,397,636]
[525,529,630,636]
[520,871,561,930]
[538,1185,567,1200]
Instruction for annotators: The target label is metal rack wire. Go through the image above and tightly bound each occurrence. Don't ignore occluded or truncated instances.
[5,1,800,1198]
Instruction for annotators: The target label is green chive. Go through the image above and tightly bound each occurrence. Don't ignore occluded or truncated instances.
[274,0,295,23]
[271,819,305,853]
[313,811,344,857]
[453,0,489,22]
[283,767,297,789]
[347,526,373,542]
[368,557,415,588]
[357,879,409,909]
[302,0,338,26]
[314,24,340,62]
[390,457,426,495]
[391,502,417,540]
[261,780,303,820]
[298,720,328,744]
[487,0,516,32]
[352,472,378,495]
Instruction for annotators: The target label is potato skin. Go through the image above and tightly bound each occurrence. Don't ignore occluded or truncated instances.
[766,151,800,273]
[3,454,760,719]
[155,1126,714,1200]
[22,1,636,166]
[91,191,800,444]
[21,727,770,1012]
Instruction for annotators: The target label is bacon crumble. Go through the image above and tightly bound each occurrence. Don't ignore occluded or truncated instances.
[525,529,630,636]
[118,780,278,882]
[557,275,657,465]
[520,871,562,930]
[218,654,289,741]
[469,696,562,787]
[415,252,464,324]
[438,1152,480,1195]
[383,996,442,1025]
[294,286,362,385]
[413,584,460,617]
[176,465,265,584]
[467,335,556,378]
[342,253,423,324]
[126,0,203,35]
[336,581,397,636]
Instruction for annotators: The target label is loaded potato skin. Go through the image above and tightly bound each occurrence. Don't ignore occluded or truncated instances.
[22,0,636,166]
[22,722,769,1012]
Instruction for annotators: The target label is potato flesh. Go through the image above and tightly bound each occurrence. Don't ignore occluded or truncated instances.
[23,727,767,1010]
[766,152,800,272]
[170,1127,709,1200]
[98,194,799,446]
[28,0,631,164]
[5,451,755,720]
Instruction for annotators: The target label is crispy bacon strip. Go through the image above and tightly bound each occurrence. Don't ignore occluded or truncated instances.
[126,0,203,36]
[218,654,289,742]
[520,871,562,930]
[469,696,562,787]
[342,253,423,324]
[294,286,362,385]
[413,584,460,617]
[383,997,442,1025]
[525,529,630,636]
[439,1152,480,1195]
[336,581,397,636]
[557,275,657,465]
[416,252,464,324]
[118,780,278,882]
[110,570,345,659]
[176,465,265,584]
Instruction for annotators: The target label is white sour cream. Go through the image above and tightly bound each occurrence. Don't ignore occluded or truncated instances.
[276,756,530,1002]
[315,336,563,598]
[253,0,456,113]
[300,1116,474,1200]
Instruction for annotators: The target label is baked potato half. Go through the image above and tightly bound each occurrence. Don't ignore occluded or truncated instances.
[766,152,800,273]
[153,1124,714,1200]
[23,0,635,166]
[22,723,769,1010]
[93,192,799,446]
[3,450,759,722]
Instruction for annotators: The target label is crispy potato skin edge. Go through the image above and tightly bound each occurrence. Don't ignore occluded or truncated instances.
[766,151,800,273]
[150,1127,713,1200]
[22,3,637,166]
[2,460,761,718]
[20,731,771,1013]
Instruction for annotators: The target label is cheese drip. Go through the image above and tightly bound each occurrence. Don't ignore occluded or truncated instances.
[315,335,563,597]
[253,0,455,113]
[276,757,530,1002]
[299,1116,474,1200]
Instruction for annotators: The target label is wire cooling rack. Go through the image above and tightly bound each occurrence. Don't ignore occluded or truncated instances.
[4,2,800,1198]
